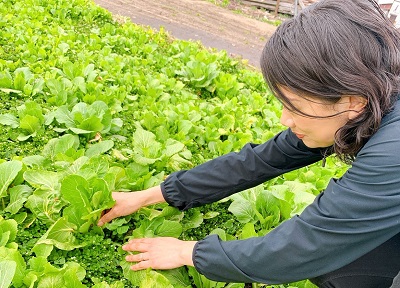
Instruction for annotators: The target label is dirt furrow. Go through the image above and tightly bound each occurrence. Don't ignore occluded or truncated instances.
[94,0,277,67]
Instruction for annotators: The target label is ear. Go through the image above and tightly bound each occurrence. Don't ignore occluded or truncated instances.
[347,95,367,120]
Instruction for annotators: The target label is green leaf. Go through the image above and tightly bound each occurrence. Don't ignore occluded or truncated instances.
[219,114,235,131]
[132,127,161,165]
[164,139,185,157]
[85,140,114,157]
[31,78,45,96]
[62,263,86,287]
[203,211,219,219]
[209,228,227,241]
[121,260,147,286]
[159,268,192,288]
[42,134,80,160]
[240,222,258,239]
[22,155,47,168]
[0,218,18,245]
[76,115,104,133]
[0,231,10,247]
[77,156,109,180]
[155,220,182,237]
[0,71,13,88]
[62,61,76,79]
[140,270,174,288]
[31,243,53,258]
[0,260,16,288]
[25,189,64,225]
[181,209,203,230]
[0,88,22,95]
[187,266,226,288]
[61,175,114,232]
[46,79,67,105]
[19,115,41,134]
[0,247,26,287]
[34,218,82,251]
[83,63,96,80]
[73,76,87,93]
[0,160,23,199]
[54,106,75,127]
[61,175,91,226]
[0,114,19,128]
[14,71,26,91]
[23,170,59,190]
[17,101,44,122]
[37,274,64,288]
[228,197,256,224]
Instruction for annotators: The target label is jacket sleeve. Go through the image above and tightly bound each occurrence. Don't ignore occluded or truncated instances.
[160,129,328,210]
[192,110,400,284]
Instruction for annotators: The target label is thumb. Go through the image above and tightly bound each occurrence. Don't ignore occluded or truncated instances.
[97,210,115,226]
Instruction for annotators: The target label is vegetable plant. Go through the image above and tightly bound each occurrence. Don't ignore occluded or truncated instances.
[0,0,349,286]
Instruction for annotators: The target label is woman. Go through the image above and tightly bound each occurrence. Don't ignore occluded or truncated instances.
[98,0,400,287]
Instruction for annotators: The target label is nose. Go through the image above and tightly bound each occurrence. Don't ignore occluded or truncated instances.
[280,107,295,128]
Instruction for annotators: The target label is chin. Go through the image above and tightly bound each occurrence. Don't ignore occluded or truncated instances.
[303,142,317,148]
[303,140,332,149]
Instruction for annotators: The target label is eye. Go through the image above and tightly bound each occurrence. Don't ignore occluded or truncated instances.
[280,102,304,117]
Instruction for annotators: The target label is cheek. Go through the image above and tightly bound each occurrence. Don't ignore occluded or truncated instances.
[315,120,345,142]
[304,118,338,135]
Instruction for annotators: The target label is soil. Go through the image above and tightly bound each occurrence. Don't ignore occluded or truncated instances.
[93,0,280,68]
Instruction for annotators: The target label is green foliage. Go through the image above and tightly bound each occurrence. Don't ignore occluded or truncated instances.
[0,0,346,287]
[229,185,281,237]
[0,260,17,288]
[0,160,23,199]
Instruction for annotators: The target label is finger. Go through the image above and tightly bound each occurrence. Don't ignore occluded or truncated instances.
[122,239,149,252]
[125,252,149,262]
[130,260,151,271]
[97,209,116,226]
[99,208,110,218]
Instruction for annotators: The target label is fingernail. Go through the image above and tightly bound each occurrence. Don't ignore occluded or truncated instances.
[122,245,127,250]
[97,221,103,226]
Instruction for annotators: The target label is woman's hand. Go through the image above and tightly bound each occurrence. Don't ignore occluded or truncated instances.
[123,237,197,270]
[97,186,166,226]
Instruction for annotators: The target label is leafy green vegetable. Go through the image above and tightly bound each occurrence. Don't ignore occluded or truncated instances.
[0,260,16,288]
[176,60,219,93]
[0,217,18,248]
[61,175,115,233]
[0,160,23,199]
[0,0,335,286]
[54,101,119,136]
[33,217,83,252]
[0,247,26,287]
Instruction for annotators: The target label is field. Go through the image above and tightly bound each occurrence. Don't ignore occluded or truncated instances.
[0,0,347,287]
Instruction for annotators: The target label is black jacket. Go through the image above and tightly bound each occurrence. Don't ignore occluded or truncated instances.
[160,100,400,284]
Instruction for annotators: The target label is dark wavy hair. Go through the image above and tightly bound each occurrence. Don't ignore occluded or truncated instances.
[261,0,400,163]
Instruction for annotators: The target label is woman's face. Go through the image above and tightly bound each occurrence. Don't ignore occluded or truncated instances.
[278,87,355,148]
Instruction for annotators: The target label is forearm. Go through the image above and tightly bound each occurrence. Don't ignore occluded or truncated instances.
[162,129,328,210]
[141,186,166,206]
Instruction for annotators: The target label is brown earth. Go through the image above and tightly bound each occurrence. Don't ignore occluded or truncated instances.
[93,0,279,68]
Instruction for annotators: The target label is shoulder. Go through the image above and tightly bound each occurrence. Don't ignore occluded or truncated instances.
[358,99,400,158]
[349,99,400,183]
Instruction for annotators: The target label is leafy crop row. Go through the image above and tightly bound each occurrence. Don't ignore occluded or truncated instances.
[0,0,347,287]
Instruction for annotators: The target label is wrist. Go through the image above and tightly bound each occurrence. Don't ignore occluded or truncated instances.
[141,186,165,206]
[179,241,197,267]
